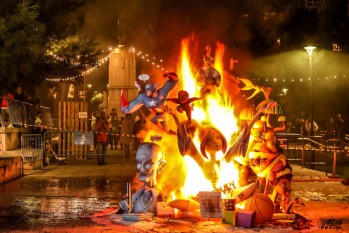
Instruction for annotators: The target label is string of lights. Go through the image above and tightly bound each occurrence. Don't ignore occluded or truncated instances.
[45,45,348,83]
[44,46,168,82]
[251,74,347,83]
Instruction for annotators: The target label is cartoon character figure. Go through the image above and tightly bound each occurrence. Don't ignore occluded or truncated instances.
[245,118,293,213]
[132,142,166,213]
[166,90,201,123]
[195,44,222,98]
[121,72,179,134]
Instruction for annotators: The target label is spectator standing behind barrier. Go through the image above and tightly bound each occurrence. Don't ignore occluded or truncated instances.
[13,85,28,127]
[95,111,110,165]
[108,108,120,150]
[326,116,337,139]
[335,113,345,139]
[91,111,99,150]
[33,112,46,135]
[121,114,134,158]
[1,88,14,127]
[304,118,319,136]
[29,99,41,126]
[13,85,26,102]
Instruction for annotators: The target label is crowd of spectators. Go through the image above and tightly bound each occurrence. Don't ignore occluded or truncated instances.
[1,85,44,132]
[287,114,347,140]
[91,109,146,164]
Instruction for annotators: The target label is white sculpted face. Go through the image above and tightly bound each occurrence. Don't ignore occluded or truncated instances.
[136,143,164,184]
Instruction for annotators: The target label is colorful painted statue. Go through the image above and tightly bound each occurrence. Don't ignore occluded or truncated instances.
[223,100,293,212]
[247,119,293,213]
[195,44,221,98]
[121,72,179,134]
[166,90,201,123]
[132,142,166,213]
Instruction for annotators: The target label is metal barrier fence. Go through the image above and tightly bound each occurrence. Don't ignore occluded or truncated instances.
[1,97,53,128]
[277,133,349,177]
[43,129,137,163]
[21,134,44,172]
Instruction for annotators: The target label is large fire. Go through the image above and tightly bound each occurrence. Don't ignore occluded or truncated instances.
[131,36,293,217]
[148,35,242,200]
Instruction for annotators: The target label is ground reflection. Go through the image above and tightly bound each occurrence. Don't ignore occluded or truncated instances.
[0,178,129,229]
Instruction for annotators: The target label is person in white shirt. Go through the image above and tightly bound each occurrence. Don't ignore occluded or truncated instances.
[304,119,319,135]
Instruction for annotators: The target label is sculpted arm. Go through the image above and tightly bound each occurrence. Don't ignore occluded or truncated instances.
[121,94,145,114]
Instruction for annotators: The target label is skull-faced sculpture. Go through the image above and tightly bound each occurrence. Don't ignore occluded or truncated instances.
[132,142,166,213]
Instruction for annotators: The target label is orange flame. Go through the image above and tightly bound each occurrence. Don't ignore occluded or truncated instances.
[213,41,225,76]
[167,36,241,199]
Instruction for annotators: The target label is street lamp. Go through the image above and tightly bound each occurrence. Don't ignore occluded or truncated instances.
[304,45,316,168]
[304,46,316,57]
[86,84,92,104]
[304,45,316,137]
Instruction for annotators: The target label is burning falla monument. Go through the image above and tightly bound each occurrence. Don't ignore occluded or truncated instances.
[118,36,297,227]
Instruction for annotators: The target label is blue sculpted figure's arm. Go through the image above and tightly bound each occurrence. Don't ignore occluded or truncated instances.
[121,94,145,114]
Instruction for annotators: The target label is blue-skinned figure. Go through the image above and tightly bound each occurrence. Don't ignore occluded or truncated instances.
[121,72,179,134]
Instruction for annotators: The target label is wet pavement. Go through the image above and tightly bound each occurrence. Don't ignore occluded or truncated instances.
[0,151,137,232]
[0,150,349,232]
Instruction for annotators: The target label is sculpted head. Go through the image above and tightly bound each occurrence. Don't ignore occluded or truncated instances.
[136,142,165,186]
[199,126,227,159]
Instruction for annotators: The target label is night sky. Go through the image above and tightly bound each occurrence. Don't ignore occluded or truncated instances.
[78,0,253,55]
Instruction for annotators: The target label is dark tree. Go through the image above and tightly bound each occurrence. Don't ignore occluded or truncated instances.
[0,0,45,85]
[0,0,101,94]
[40,36,101,82]
[37,0,86,38]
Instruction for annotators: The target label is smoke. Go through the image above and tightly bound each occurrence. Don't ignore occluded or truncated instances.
[77,0,151,48]
[247,49,349,127]
[77,0,253,70]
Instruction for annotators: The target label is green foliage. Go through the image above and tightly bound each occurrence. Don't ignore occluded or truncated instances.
[0,0,45,85]
[43,36,101,81]
[0,0,100,92]
[37,0,86,38]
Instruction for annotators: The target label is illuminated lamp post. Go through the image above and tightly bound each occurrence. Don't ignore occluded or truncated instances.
[304,45,316,168]
[86,84,92,102]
